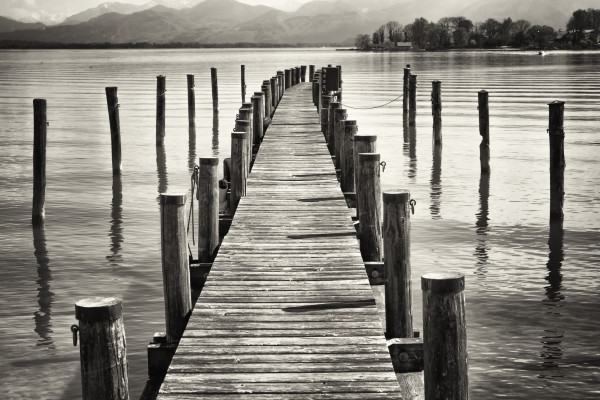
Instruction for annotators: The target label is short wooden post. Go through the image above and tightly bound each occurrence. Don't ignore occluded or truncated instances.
[548,100,565,221]
[160,193,192,344]
[409,74,417,126]
[357,153,382,262]
[32,99,46,225]
[384,190,413,339]
[156,75,166,145]
[422,272,468,399]
[328,101,341,155]
[340,120,357,193]
[478,90,490,173]
[403,66,410,114]
[251,94,264,144]
[320,94,332,135]
[301,65,307,82]
[309,65,315,82]
[210,67,218,113]
[353,134,377,193]
[333,107,347,169]
[105,87,122,175]
[186,75,195,129]
[241,65,246,103]
[230,131,247,212]
[431,80,442,144]
[234,119,251,177]
[198,158,219,263]
[75,297,129,400]
[284,69,291,89]
[270,77,277,108]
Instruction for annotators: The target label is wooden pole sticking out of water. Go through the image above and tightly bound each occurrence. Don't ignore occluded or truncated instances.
[309,65,315,82]
[160,193,192,344]
[357,153,382,262]
[478,90,490,173]
[432,80,442,144]
[210,67,218,113]
[32,99,46,225]
[251,94,264,145]
[75,297,129,400]
[328,101,341,155]
[156,75,166,145]
[403,66,410,115]
[241,65,246,103]
[186,75,195,129]
[409,74,417,127]
[333,107,348,170]
[320,94,332,135]
[105,87,122,175]
[230,131,247,212]
[383,190,413,339]
[422,272,468,399]
[198,157,219,263]
[301,65,307,82]
[548,100,565,221]
[340,119,357,193]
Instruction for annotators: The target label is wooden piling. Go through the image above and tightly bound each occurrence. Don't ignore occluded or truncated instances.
[270,77,277,108]
[284,69,291,89]
[309,65,315,82]
[340,119,357,193]
[478,90,490,173]
[353,134,377,193]
[333,107,348,170]
[409,74,417,126]
[240,102,254,156]
[32,99,46,225]
[548,100,565,221]
[403,66,410,114]
[301,65,307,82]
[251,94,264,145]
[422,272,468,399]
[230,131,247,212]
[295,67,301,84]
[261,82,271,119]
[432,80,442,144]
[383,190,413,339]
[160,193,192,344]
[277,72,283,100]
[241,65,246,103]
[357,153,382,262]
[198,158,219,263]
[320,94,332,135]
[328,101,341,155]
[234,119,251,177]
[105,87,122,175]
[211,67,218,112]
[186,75,195,130]
[75,297,129,400]
[156,75,166,145]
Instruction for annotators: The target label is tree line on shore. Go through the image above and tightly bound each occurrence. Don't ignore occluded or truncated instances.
[355,8,600,50]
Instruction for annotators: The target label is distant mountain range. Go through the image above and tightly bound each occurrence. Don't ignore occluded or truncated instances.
[0,0,597,45]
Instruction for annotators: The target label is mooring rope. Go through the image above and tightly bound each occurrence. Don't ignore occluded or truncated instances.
[341,93,403,110]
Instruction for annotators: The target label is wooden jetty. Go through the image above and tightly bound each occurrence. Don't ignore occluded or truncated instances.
[157,82,401,398]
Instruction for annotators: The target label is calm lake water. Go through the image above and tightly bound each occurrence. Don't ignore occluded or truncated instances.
[0,48,599,399]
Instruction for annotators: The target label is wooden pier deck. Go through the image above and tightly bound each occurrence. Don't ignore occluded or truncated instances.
[157,83,401,399]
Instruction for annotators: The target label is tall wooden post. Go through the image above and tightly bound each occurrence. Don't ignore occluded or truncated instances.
[432,80,442,144]
[328,101,341,155]
[478,90,490,173]
[156,75,166,145]
[230,131,247,212]
[198,158,219,263]
[270,77,278,108]
[357,153,382,262]
[422,272,468,400]
[241,65,246,103]
[313,71,320,107]
[409,74,417,127]
[261,83,271,119]
[284,69,291,89]
[251,94,264,145]
[309,65,315,82]
[403,66,410,115]
[186,74,195,129]
[320,94,332,135]
[333,107,348,169]
[336,65,343,103]
[105,87,122,175]
[277,71,284,99]
[548,101,565,221]
[160,193,192,344]
[32,99,46,225]
[210,67,218,113]
[340,120,357,193]
[234,119,251,178]
[353,134,377,194]
[383,190,413,339]
[240,103,254,157]
[301,65,307,82]
[75,297,129,400]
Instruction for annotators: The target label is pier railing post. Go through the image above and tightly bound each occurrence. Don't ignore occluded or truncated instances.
[357,153,382,261]
[422,273,468,399]
[403,65,410,115]
[432,80,442,144]
[383,190,413,339]
[32,99,47,225]
[320,94,332,135]
[198,158,219,263]
[340,119,357,193]
[478,90,490,173]
[187,74,195,129]
[230,131,247,212]
[251,94,264,146]
[160,194,192,344]
[105,87,122,175]
[241,65,246,103]
[409,74,417,126]
[548,100,565,221]
[211,67,218,113]
[156,75,166,145]
[328,101,341,155]
[333,107,348,170]
[75,297,129,400]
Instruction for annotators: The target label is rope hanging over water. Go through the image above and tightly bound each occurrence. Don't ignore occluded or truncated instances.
[341,93,403,110]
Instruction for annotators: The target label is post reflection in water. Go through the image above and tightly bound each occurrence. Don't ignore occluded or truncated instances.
[107,174,123,266]
[429,143,442,219]
[474,172,490,277]
[188,125,197,171]
[156,143,168,201]
[212,111,219,152]
[32,224,55,348]
[408,124,417,180]
[539,220,565,378]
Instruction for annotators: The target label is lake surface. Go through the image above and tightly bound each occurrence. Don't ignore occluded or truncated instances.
[0,48,599,399]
